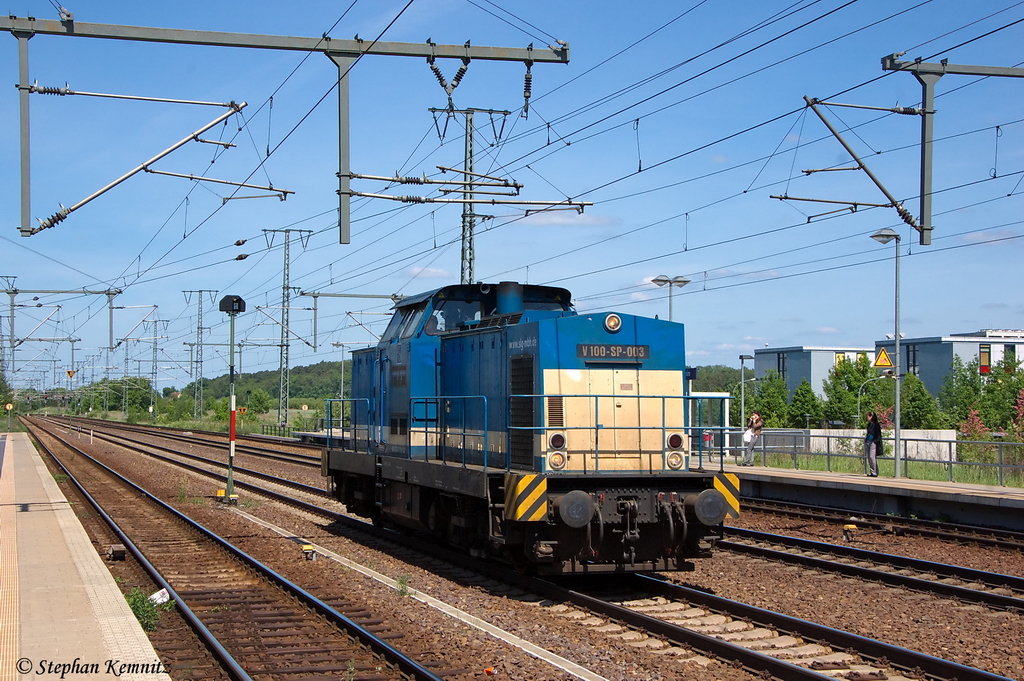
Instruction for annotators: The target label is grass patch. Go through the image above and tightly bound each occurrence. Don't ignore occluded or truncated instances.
[395,575,411,596]
[125,587,174,631]
[51,472,69,484]
[175,477,208,505]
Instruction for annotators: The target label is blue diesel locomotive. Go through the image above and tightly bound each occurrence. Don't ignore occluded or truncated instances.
[322,281,729,574]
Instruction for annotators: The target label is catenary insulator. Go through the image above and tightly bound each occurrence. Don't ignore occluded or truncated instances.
[896,107,919,115]
[430,62,448,90]
[32,84,70,96]
[522,66,533,118]
[234,239,247,246]
[451,64,468,89]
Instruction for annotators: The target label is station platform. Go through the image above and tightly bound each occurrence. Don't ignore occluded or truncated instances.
[716,459,1024,531]
[0,432,171,681]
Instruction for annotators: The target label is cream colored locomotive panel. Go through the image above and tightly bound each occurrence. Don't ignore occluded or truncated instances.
[543,369,687,471]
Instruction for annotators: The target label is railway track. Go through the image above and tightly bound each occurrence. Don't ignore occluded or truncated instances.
[740,497,1024,552]
[25,421,458,681]
[34,417,331,500]
[61,417,321,467]
[26,418,1017,680]
[721,527,1024,611]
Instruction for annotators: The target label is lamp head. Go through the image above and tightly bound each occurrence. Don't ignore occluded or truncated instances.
[870,227,900,245]
[652,275,690,288]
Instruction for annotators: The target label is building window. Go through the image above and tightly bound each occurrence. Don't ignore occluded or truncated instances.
[906,345,919,376]
[979,344,991,374]
[856,352,867,362]
[835,352,845,365]
[777,353,787,379]
[1006,345,1016,373]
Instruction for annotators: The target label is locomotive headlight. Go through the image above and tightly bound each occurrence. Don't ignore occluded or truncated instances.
[549,451,567,470]
[549,432,566,450]
[603,313,622,333]
[666,452,685,470]
[666,433,684,450]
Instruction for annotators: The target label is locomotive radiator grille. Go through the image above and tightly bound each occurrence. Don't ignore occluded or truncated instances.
[509,355,536,467]
[504,473,548,522]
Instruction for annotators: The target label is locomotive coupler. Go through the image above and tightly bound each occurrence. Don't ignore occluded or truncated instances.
[618,499,640,542]
[618,499,640,563]
[532,540,556,562]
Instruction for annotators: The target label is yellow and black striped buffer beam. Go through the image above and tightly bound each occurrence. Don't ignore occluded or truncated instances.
[504,473,548,522]
[714,473,741,518]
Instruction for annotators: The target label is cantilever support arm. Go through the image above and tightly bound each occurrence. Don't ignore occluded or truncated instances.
[802,96,919,231]
[26,103,246,236]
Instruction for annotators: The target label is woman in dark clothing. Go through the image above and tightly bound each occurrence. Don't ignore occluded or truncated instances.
[864,411,882,477]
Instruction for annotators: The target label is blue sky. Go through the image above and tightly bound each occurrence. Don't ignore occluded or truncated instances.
[2,0,1022,393]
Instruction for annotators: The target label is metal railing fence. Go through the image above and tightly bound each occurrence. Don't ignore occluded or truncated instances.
[714,428,1024,487]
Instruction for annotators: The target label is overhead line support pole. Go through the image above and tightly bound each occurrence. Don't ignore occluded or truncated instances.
[880,55,1024,246]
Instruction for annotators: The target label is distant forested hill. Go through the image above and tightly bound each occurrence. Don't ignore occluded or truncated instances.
[184,360,347,400]
[184,361,735,402]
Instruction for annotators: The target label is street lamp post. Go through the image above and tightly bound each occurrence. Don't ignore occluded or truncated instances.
[652,275,691,322]
[219,295,246,503]
[871,228,901,477]
[739,354,754,428]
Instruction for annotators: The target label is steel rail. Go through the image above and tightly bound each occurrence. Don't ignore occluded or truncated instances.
[59,416,321,464]
[25,420,444,681]
[70,419,322,473]
[721,527,1024,611]
[631,575,1012,681]
[740,498,1024,551]
[33,431,254,681]
[51,420,331,499]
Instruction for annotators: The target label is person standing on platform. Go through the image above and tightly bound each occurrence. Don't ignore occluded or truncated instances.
[742,410,763,466]
[864,411,881,477]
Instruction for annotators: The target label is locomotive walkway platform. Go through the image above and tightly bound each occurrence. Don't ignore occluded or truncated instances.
[0,432,170,681]
[717,459,1024,531]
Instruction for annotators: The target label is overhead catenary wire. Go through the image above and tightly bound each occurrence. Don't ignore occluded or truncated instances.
[9,0,1024,387]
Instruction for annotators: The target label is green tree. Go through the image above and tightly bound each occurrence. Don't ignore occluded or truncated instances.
[787,379,822,428]
[692,365,740,393]
[0,369,12,408]
[977,357,1024,430]
[751,370,789,427]
[899,373,943,429]
[247,388,273,414]
[821,354,875,427]
[938,355,983,426]
[210,397,230,421]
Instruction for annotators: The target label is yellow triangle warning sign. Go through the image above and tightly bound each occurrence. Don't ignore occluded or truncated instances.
[66,369,77,379]
[873,348,893,368]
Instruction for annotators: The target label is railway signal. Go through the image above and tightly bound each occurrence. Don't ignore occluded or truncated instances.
[220,295,246,504]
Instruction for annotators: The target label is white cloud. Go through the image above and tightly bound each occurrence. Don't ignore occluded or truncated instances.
[630,292,652,301]
[816,326,840,334]
[961,229,1020,245]
[518,212,622,227]
[405,267,452,279]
